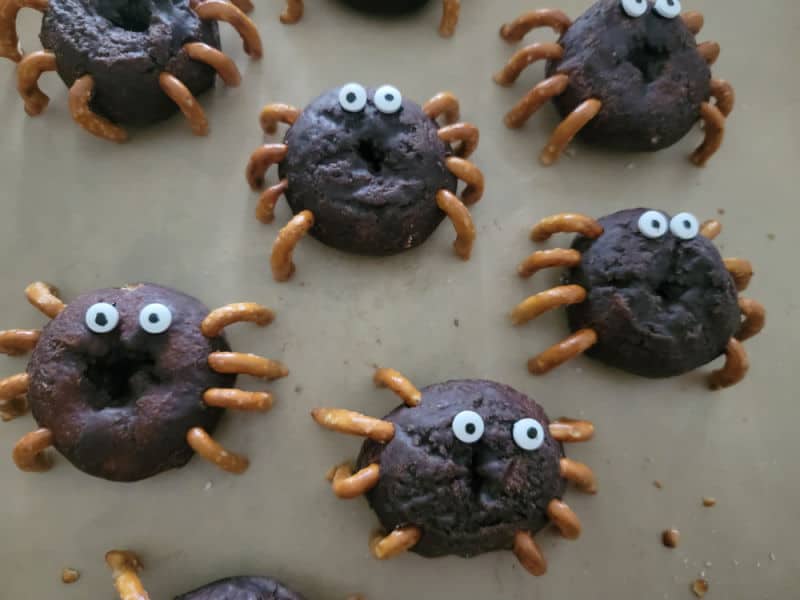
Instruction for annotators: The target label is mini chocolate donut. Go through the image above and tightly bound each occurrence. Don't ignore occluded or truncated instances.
[175,576,306,600]
[278,86,457,256]
[564,209,740,377]
[337,0,431,15]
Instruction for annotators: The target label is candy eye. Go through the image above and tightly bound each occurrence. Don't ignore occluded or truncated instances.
[637,210,669,239]
[338,83,367,113]
[85,303,119,334]
[138,303,172,334]
[653,0,681,18]
[452,410,485,444]
[513,418,545,451]
[374,85,402,114]
[669,212,699,240]
[620,0,648,18]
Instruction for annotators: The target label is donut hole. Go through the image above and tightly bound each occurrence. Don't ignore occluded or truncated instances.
[356,139,387,174]
[627,41,671,83]
[84,350,160,410]
[94,0,153,32]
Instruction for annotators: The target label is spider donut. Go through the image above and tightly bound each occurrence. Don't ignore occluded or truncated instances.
[511,210,766,389]
[312,369,597,576]
[1,0,261,141]
[493,0,734,165]
[246,83,484,282]
[279,0,462,38]
[0,282,288,481]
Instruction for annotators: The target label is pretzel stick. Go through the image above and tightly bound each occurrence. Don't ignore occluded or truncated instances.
[697,41,720,65]
[68,75,128,142]
[709,338,749,390]
[260,103,300,134]
[311,408,395,443]
[195,0,262,59]
[736,298,765,342]
[511,285,586,325]
[437,123,479,159]
[681,11,704,35]
[208,352,289,380]
[12,428,52,472]
[723,258,753,291]
[690,102,725,167]
[201,303,274,337]
[187,427,249,473]
[280,0,303,24]
[548,418,594,443]
[503,74,569,129]
[423,92,460,125]
[0,373,29,421]
[699,219,721,240]
[159,72,208,136]
[513,531,547,576]
[0,0,48,62]
[438,0,460,38]
[529,329,598,374]
[531,213,603,241]
[184,42,240,86]
[105,551,150,600]
[436,189,475,260]
[370,527,422,560]
[518,248,581,278]
[710,78,735,117]
[25,281,65,318]
[16,50,55,115]
[271,210,313,282]
[329,463,380,499]
[247,143,289,190]
[560,457,597,493]
[493,42,564,87]
[256,179,289,224]
[540,98,602,166]
[0,329,39,355]
[374,368,421,407]
[445,157,484,205]
[203,388,273,411]
[547,498,581,539]
[499,9,572,42]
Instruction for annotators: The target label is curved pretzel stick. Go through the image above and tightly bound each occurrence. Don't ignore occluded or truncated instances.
[709,338,749,390]
[271,210,314,282]
[710,79,735,117]
[697,41,720,65]
[529,329,598,375]
[423,92,460,125]
[184,42,240,86]
[374,368,421,407]
[518,248,581,278]
[513,531,547,576]
[17,50,55,115]
[547,498,581,539]
[227,0,253,12]
[0,329,39,355]
[438,0,460,38]
[195,0,262,59]
[68,75,128,143]
[208,352,289,380]
[493,43,564,87]
[503,74,569,129]
[445,157,484,205]
[280,0,303,24]
[681,11,704,35]
[260,103,300,135]
[159,72,208,136]
[187,427,249,473]
[247,143,289,190]
[203,388,273,411]
[0,373,29,421]
[499,9,572,42]
[105,551,150,600]
[560,457,597,494]
[511,285,587,326]
[690,102,725,167]
[25,281,65,318]
[548,417,594,443]
[328,463,380,499]
[736,298,766,342]
[699,219,721,240]
[0,0,47,62]
[12,427,52,472]
[437,123,479,159]
[723,258,753,291]
[201,302,274,337]
[370,527,422,560]
[311,408,395,443]
[436,189,475,260]
[540,98,602,166]
[531,213,603,242]
[256,179,289,224]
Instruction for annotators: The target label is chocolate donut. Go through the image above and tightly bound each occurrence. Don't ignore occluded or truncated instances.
[337,0,431,15]
[564,209,741,377]
[26,284,232,481]
[175,576,305,600]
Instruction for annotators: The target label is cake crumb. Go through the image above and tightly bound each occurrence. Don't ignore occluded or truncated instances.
[653,480,663,489]
[704,561,712,568]
[691,579,708,598]
[294,385,303,394]
[61,568,80,584]
[767,233,776,240]
[702,497,716,507]
[453,318,460,328]
[769,552,776,561]
[717,208,725,215]
[204,481,213,491]
[662,529,680,548]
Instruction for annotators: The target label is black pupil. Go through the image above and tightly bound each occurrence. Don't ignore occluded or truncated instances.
[148,313,159,323]
[346,92,356,103]
[651,219,661,229]
[527,427,538,439]
[385,94,394,102]
[667,0,674,5]
[683,219,691,229]
[465,423,476,435]
[95,313,108,327]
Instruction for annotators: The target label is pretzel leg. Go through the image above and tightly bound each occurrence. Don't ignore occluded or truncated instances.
[513,531,547,576]
[709,338,749,390]
[370,527,422,560]
[690,102,725,167]
[547,498,581,539]
[105,551,150,600]
[531,213,603,241]
[159,72,208,136]
[736,298,766,342]
[0,329,40,356]
[311,408,395,443]
[560,457,597,494]
[681,11,704,35]
[699,219,722,240]
[226,0,253,13]
[493,43,564,87]
[0,0,48,62]
[512,285,586,326]
[208,352,289,380]
[184,42,240,86]
[16,50,56,115]
[499,9,572,42]
[529,329,598,375]
[201,303,275,337]
[68,75,128,142]
[0,373,29,421]
[437,123,479,159]
[328,462,380,499]
[724,258,753,291]
[246,143,289,190]
[25,282,65,318]
[280,0,303,24]
[548,418,594,443]
[203,388,273,411]
[423,92,460,125]
[187,427,249,473]
[195,0,262,58]
[12,427,53,472]
[518,248,581,278]
[260,103,301,134]
[256,179,289,224]
[697,41,720,65]
[374,368,421,407]
[710,79,735,117]
[436,189,475,260]
[445,157,484,205]
[503,74,569,129]
[271,210,314,282]
[540,99,602,166]
[438,0,460,38]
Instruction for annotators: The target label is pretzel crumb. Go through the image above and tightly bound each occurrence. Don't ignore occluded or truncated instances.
[662,529,680,549]
[61,568,80,584]
[653,480,663,489]
[702,497,717,507]
[691,578,709,598]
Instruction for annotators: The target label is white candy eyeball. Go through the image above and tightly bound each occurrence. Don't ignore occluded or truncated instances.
[85,303,119,334]
[338,83,367,113]
[621,0,648,18]
[653,0,682,19]
[638,210,669,239]
[669,212,700,240]
[374,85,402,114]
[452,410,485,444]
[513,418,546,451]
[138,303,172,334]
